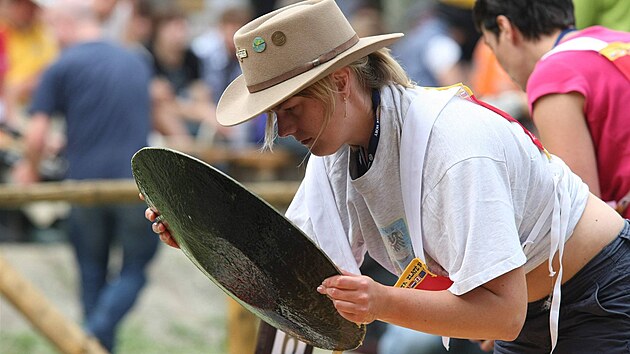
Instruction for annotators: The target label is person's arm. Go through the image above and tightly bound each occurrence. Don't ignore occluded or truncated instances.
[531,92,600,196]
[176,80,217,124]
[12,112,50,184]
[149,78,193,144]
[318,266,527,340]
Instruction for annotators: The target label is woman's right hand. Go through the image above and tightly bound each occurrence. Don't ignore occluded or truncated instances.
[141,193,180,249]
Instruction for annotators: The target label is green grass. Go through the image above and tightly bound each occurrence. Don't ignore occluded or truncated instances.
[117,321,226,354]
[0,320,227,354]
[0,331,57,354]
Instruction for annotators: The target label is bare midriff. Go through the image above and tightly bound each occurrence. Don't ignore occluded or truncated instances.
[525,193,625,302]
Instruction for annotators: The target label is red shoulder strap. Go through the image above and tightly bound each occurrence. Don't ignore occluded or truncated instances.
[467,93,549,158]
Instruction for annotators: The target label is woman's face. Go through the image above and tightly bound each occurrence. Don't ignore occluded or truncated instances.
[480,17,531,90]
[481,29,524,88]
[274,94,347,156]
[156,17,189,51]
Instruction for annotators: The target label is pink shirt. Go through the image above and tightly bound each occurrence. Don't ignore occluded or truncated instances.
[527,26,630,216]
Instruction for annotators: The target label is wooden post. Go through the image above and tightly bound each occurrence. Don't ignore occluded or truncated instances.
[0,254,108,354]
[227,297,259,354]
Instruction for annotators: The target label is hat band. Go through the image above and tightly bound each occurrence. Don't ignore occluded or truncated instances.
[247,34,360,93]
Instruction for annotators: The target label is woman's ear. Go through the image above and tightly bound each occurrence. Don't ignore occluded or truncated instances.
[331,67,351,95]
[496,15,520,45]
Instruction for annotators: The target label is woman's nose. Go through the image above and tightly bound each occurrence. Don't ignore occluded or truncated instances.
[276,116,296,138]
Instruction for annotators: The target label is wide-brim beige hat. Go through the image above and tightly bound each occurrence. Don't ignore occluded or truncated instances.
[216,0,403,126]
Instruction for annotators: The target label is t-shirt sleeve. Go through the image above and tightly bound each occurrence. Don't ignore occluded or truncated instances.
[422,157,527,295]
[28,64,62,116]
[526,56,590,116]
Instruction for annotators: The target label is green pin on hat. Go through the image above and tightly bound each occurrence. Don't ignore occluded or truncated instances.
[253,36,267,53]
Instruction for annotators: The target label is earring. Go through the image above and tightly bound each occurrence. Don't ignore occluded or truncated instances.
[343,96,347,119]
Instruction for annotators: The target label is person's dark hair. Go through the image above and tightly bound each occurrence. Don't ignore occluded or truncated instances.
[473,0,575,41]
[133,0,153,19]
[150,3,186,34]
[436,3,479,63]
[219,6,253,27]
[146,3,187,46]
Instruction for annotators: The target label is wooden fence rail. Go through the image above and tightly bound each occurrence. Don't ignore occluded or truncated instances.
[0,179,300,208]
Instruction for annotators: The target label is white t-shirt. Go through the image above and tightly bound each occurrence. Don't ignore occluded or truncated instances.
[421,95,588,294]
[287,85,589,296]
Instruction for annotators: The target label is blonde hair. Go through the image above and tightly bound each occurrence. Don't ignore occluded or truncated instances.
[263,48,412,150]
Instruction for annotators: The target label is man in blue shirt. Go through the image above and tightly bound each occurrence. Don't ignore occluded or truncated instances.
[13,0,158,351]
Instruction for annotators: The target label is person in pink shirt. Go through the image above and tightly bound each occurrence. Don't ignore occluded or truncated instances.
[473,0,630,219]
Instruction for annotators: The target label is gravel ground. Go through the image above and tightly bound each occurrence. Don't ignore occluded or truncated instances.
[0,242,230,353]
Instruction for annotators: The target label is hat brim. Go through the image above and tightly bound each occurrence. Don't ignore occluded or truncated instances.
[217,33,403,126]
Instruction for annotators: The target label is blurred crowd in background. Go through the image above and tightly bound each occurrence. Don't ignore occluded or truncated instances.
[0,0,628,353]
[0,0,516,242]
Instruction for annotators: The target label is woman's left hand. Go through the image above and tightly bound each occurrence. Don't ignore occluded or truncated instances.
[317,270,386,325]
